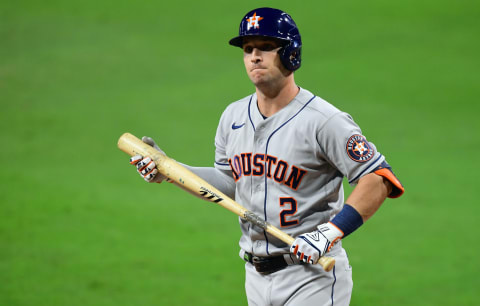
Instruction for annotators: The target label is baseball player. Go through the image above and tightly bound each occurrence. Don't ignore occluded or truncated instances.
[130,7,404,305]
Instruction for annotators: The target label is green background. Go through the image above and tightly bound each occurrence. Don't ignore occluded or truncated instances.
[1,0,479,305]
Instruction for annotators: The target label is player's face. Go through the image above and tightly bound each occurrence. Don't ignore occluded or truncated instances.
[242,37,289,87]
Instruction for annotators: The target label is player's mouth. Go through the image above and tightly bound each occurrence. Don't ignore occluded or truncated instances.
[251,66,266,71]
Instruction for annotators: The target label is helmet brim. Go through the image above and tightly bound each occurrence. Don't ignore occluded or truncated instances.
[228,36,244,47]
[229,35,290,48]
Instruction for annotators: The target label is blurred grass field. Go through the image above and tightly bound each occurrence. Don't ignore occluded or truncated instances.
[1,0,479,305]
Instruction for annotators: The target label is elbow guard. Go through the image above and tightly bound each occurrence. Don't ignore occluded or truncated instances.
[372,161,404,198]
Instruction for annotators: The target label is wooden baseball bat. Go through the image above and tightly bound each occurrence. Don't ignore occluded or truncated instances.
[117,132,335,272]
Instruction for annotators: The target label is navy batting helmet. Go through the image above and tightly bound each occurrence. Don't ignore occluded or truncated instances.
[229,7,302,71]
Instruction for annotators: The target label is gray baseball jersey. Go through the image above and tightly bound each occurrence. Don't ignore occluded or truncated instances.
[214,87,385,257]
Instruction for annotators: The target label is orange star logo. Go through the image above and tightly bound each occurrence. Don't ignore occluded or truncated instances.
[353,141,367,156]
[246,12,264,30]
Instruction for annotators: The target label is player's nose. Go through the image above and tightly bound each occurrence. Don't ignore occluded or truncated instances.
[251,48,262,63]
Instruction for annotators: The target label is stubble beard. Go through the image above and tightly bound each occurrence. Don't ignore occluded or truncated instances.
[249,68,282,89]
[252,72,291,98]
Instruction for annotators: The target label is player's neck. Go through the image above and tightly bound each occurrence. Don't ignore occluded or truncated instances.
[255,77,299,118]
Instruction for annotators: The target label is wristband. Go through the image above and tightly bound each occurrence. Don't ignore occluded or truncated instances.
[330,204,364,238]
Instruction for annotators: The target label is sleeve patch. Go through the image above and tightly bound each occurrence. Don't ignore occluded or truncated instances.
[346,134,375,163]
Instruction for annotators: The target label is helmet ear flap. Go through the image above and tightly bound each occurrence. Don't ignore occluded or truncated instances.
[279,42,302,71]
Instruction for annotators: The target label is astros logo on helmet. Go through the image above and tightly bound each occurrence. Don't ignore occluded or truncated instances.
[246,12,263,30]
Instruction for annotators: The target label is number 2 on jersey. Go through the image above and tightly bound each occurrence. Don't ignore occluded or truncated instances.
[279,197,299,227]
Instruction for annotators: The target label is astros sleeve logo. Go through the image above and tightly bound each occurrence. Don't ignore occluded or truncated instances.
[246,12,263,30]
[346,134,374,163]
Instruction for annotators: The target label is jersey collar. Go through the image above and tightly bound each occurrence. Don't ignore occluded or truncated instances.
[249,87,314,130]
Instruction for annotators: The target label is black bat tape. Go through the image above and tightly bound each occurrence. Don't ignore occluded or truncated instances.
[199,186,224,203]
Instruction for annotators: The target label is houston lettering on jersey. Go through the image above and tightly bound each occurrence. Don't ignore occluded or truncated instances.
[228,153,307,190]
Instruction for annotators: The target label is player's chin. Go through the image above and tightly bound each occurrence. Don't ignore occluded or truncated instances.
[249,73,270,86]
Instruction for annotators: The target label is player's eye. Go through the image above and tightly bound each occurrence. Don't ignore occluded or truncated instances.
[243,43,278,54]
[243,46,254,53]
[259,43,276,51]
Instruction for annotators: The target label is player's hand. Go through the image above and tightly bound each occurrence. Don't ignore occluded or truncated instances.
[141,136,165,154]
[290,222,343,264]
[128,136,168,183]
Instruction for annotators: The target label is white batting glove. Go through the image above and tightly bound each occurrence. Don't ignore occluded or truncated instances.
[290,222,343,264]
[128,136,169,183]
